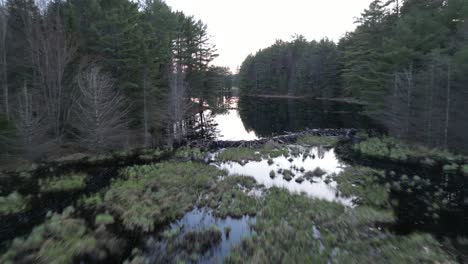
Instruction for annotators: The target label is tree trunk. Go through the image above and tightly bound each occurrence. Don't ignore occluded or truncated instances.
[444,61,451,148]
[0,4,8,120]
[143,69,150,147]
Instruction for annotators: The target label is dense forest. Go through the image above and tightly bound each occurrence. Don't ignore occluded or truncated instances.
[239,0,468,152]
[0,0,232,160]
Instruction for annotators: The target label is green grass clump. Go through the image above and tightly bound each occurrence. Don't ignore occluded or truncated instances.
[180,227,222,255]
[174,147,204,160]
[39,173,87,193]
[353,136,460,162]
[335,167,390,208]
[95,213,115,226]
[1,207,123,264]
[225,226,232,237]
[225,188,453,263]
[162,226,182,240]
[443,164,459,173]
[297,135,339,146]
[217,143,288,162]
[269,170,276,178]
[101,162,226,232]
[217,148,262,162]
[463,165,468,176]
[282,169,294,181]
[0,192,29,215]
[199,175,260,218]
[155,226,223,263]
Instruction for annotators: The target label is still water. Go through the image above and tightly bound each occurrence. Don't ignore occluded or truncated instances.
[197,96,380,141]
[214,146,353,206]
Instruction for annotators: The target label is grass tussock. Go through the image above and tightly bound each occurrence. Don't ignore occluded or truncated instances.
[89,162,226,232]
[335,166,390,208]
[199,175,261,218]
[39,173,87,193]
[0,192,30,215]
[225,188,452,263]
[1,207,124,264]
[217,143,288,162]
[353,136,461,162]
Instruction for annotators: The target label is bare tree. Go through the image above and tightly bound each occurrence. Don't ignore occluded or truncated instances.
[0,0,8,120]
[29,5,76,141]
[15,81,48,159]
[74,65,129,152]
[167,63,191,145]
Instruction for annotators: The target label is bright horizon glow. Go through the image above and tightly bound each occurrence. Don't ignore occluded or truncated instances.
[163,0,373,72]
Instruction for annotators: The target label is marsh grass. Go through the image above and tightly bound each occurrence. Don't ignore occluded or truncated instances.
[353,136,461,163]
[225,188,452,263]
[95,213,115,226]
[199,175,260,218]
[335,167,390,208]
[98,162,225,232]
[1,207,124,264]
[0,191,29,215]
[217,143,288,162]
[174,147,204,160]
[180,227,222,255]
[297,135,339,146]
[39,173,87,193]
[217,148,262,162]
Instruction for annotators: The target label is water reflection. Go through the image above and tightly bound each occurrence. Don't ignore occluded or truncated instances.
[192,96,380,141]
[145,208,255,263]
[214,146,353,206]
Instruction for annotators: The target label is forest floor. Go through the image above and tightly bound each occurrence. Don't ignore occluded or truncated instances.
[0,134,466,263]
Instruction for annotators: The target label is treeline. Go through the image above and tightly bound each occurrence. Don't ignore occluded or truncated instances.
[239,36,341,98]
[239,0,468,152]
[0,0,232,159]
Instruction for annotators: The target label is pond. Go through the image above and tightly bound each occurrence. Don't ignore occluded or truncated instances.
[214,146,353,206]
[196,96,381,141]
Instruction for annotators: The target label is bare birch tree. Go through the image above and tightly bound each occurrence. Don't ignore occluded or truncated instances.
[75,65,128,152]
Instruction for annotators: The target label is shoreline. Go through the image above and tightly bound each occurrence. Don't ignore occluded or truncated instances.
[243,94,367,105]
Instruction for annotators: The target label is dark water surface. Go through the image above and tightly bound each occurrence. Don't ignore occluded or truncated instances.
[197,96,381,141]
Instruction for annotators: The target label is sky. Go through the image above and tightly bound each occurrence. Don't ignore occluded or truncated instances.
[164,0,374,72]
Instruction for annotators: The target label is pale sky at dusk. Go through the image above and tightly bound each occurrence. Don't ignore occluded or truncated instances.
[164,0,374,72]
